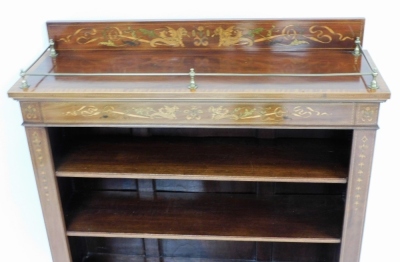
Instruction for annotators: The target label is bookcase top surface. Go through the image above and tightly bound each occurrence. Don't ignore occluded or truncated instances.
[8,19,390,102]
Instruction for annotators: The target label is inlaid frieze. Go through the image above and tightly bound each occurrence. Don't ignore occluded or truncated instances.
[39,102,356,126]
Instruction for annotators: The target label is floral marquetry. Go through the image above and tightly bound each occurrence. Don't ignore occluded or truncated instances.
[21,102,42,122]
[49,19,363,51]
[37,102,358,126]
[356,104,380,125]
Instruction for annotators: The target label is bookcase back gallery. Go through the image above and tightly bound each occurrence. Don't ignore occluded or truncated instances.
[8,18,390,262]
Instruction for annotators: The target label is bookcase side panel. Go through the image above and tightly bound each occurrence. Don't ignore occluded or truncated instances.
[340,129,376,262]
[25,127,72,262]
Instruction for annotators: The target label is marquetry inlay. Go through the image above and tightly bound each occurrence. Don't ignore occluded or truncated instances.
[353,133,373,212]
[64,105,179,120]
[21,102,42,122]
[356,104,379,124]
[61,104,332,122]
[30,131,50,202]
[55,23,356,49]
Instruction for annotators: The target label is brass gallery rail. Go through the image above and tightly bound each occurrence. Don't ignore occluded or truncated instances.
[19,40,379,90]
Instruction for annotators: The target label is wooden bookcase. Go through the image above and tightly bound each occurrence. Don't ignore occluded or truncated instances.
[8,19,390,262]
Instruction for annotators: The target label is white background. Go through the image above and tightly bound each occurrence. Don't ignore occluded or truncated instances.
[0,1,398,261]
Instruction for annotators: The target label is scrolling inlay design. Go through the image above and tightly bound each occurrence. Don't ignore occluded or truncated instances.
[64,105,179,119]
[209,106,285,120]
[63,105,330,122]
[210,106,329,121]
[31,131,50,202]
[57,24,354,48]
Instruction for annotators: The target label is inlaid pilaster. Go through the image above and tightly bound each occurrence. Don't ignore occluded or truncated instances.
[25,127,71,262]
[340,130,376,262]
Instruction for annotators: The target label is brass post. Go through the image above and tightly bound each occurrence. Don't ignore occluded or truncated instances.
[188,68,198,91]
[353,37,361,56]
[369,69,379,89]
[20,69,29,89]
[49,39,58,58]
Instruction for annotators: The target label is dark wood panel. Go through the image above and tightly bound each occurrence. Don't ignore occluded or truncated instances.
[72,178,138,191]
[71,238,339,262]
[69,237,87,262]
[48,19,364,51]
[274,183,346,195]
[56,136,350,183]
[82,254,259,262]
[85,237,144,256]
[161,239,256,260]
[66,191,344,242]
[272,242,340,262]
[155,180,257,193]
[83,254,145,262]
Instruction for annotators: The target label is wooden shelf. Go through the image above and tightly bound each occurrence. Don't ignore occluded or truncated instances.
[56,136,350,183]
[66,191,344,243]
[83,254,145,262]
[82,253,338,262]
[83,254,256,262]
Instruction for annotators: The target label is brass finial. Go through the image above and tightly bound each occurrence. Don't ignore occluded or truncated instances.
[20,69,29,89]
[49,39,58,58]
[188,68,198,91]
[353,37,361,56]
[369,69,379,89]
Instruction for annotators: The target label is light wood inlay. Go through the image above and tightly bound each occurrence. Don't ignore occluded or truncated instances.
[355,103,380,125]
[21,102,42,123]
[25,127,71,262]
[48,19,364,51]
[40,102,355,126]
[340,130,376,262]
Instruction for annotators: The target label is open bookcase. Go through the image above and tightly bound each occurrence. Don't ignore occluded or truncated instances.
[8,19,390,262]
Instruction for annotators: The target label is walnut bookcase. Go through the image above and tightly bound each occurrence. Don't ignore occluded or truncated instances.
[8,19,390,262]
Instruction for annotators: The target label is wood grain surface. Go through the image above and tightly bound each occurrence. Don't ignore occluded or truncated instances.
[55,136,351,183]
[66,191,344,243]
